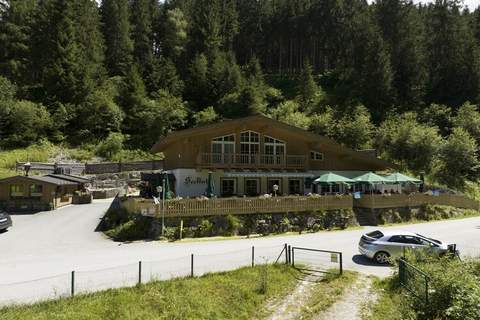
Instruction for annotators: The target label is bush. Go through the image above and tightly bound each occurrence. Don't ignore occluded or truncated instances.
[105,217,151,241]
[401,254,480,320]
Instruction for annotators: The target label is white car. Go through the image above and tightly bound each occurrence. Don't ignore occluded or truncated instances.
[358,230,450,264]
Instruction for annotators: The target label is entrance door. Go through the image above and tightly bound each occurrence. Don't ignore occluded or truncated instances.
[288,179,302,195]
[245,179,259,196]
[267,178,281,196]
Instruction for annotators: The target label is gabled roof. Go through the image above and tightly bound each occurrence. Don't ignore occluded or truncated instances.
[151,115,396,169]
[0,175,79,186]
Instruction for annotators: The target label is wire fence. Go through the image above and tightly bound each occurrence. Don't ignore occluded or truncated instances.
[0,244,289,306]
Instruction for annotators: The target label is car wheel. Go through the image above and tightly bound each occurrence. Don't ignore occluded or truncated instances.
[374,251,390,264]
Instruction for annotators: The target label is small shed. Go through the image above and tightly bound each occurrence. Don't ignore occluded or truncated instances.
[0,175,84,212]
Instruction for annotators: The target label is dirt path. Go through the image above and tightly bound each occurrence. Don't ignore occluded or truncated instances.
[315,275,376,320]
[265,273,318,320]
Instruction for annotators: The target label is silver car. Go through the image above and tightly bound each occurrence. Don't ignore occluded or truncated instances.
[0,210,12,232]
[358,230,450,264]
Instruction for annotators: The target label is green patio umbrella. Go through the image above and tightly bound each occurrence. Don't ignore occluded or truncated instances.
[206,171,215,198]
[313,172,355,185]
[385,172,421,184]
[353,172,389,184]
[162,172,172,199]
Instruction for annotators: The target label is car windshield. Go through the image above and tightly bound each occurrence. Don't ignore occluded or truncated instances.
[416,233,441,244]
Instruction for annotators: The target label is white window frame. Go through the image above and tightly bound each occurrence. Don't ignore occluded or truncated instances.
[211,134,235,154]
[310,151,324,161]
[264,135,286,155]
[240,131,260,155]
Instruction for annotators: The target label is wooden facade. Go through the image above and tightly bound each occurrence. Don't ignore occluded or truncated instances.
[0,175,83,211]
[152,115,393,172]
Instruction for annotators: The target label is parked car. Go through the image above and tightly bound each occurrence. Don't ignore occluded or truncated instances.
[358,230,450,264]
[0,210,12,232]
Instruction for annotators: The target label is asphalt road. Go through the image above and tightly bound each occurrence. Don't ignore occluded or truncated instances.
[1,200,480,305]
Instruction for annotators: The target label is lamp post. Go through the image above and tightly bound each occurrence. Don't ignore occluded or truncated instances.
[24,162,31,176]
[156,183,165,237]
[273,184,279,197]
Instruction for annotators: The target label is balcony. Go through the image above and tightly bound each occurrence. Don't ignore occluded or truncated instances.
[196,153,307,170]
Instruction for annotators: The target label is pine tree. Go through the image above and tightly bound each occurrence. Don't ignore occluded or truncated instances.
[32,0,98,106]
[0,0,37,85]
[375,0,427,108]
[101,0,133,76]
[130,0,154,76]
[297,60,320,112]
[426,0,480,107]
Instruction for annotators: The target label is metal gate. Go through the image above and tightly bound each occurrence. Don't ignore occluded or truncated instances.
[289,246,343,275]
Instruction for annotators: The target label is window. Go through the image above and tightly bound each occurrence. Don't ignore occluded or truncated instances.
[245,179,259,196]
[10,185,25,197]
[310,151,324,161]
[264,136,285,165]
[240,131,259,154]
[388,235,422,245]
[30,184,43,197]
[212,134,235,164]
[288,179,302,195]
[221,179,236,197]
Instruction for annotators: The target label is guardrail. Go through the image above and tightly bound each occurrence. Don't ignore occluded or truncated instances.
[197,153,306,170]
[124,195,354,218]
[354,194,479,210]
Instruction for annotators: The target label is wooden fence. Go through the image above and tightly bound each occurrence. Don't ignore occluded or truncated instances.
[122,195,354,218]
[16,160,163,175]
[354,194,480,210]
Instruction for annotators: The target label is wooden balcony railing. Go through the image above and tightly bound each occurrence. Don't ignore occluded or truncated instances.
[196,153,306,169]
[123,195,353,218]
[354,194,480,210]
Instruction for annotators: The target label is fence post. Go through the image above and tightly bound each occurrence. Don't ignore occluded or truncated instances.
[284,243,288,264]
[425,276,429,305]
[287,245,291,264]
[292,247,295,267]
[138,261,142,285]
[71,271,75,297]
[339,252,343,275]
[251,246,255,267]
[191,254,194,277]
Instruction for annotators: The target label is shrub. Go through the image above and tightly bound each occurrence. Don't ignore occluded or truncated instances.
[196,219,213,237]
[105,217,151,241]
[225,215,242,236]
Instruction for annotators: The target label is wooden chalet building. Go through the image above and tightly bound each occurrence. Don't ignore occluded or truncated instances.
[151,115,394,198]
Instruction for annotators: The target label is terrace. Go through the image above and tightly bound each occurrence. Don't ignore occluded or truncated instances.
[121,193,479,218]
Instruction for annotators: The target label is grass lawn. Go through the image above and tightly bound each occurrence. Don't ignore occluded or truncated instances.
[299,271,358,319]
[361,277,408,320]
[1,265,300,320]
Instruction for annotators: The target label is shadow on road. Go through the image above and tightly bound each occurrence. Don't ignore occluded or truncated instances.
[352,254,390,267]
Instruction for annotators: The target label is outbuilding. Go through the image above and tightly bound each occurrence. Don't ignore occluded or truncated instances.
[0,174,88,212]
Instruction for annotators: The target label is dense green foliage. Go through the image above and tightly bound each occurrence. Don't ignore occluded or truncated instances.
[366,254,480,320]
[1,265,300,320]
[103,208,357,242]
[2,0,480,189]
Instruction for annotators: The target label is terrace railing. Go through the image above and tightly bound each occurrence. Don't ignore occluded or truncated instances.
[197,153,306,170]
[354,193,480,210]
[124,195,353,218]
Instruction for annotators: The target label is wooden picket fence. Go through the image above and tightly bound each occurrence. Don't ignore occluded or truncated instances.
[123,195,354,218]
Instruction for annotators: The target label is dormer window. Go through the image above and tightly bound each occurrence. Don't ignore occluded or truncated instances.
[310,151,324,161]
